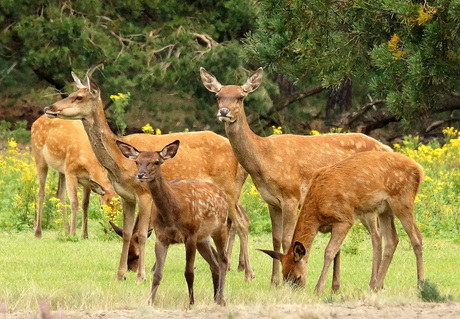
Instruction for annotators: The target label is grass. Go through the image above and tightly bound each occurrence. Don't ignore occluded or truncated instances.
[1,229,459,312]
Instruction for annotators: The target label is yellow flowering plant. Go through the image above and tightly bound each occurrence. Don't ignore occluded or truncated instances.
[398,128,460,240]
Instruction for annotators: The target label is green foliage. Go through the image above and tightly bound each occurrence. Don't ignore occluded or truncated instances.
[0,0,258,133]
[244,0,460,120]
[241,178,271,234]
[419,279,453,302]
[0,120,30,148]
[108,92,131,135]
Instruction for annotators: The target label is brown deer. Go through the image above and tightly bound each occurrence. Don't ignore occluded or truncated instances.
[31,115,118,238]
[108,133,249,277]
[200,67,393,285]
[117,139,228,306]
[259,151,425,293]
[44,72,252,282]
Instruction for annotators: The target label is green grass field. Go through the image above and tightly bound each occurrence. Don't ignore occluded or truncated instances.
[1,229,459,311]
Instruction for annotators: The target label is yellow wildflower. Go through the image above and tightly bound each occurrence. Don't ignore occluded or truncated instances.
[142,123,154,134]
[8,138,17,149]
[272,126,283,135]
[310,130,320,135]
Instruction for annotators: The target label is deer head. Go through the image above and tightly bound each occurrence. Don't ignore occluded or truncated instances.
[89,179,118,210]
[116,140,180,182]
[258,241,308,288]
[200,68,263,123]
[44,72,101,120]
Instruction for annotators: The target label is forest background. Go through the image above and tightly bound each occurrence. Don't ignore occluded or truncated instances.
[1,0,460,144]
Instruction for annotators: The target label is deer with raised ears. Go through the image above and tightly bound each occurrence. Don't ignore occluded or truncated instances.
[116,139,229,306]
[259,151,425,293]
[200,67,393,286]
[31,115,118,238]
[44,71,252,283]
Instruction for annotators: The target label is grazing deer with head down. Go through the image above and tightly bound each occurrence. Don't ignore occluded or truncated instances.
[117,139,228,306]
[44,71,252,283]
[259,151,425,293]
[31,115,118,238]
[200,67,393,285]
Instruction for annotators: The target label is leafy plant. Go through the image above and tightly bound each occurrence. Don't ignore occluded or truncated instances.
[418,279,452,302]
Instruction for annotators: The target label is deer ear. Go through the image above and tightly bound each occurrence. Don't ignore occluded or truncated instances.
[84,75,100,98]
[200,67,223,93]
[71,72,87,89]
[242,67,263,93]
[116,140,140,160]
[160,140,180,161]
[89,180,106,195]
[109,220,123,237]
[293,241,306,262]
[257,248,284,260]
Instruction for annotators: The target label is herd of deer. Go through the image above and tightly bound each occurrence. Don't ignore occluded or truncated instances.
[30,67,425,306]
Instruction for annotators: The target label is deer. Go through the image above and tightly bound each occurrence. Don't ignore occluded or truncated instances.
[259,151,425,293]
[117,139,228,306]
[31,115,118,238]
[107,133,249,277]
[44,71,253,282]
[200,67,394,286]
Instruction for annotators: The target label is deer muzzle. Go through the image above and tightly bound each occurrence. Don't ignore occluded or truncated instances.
[217,107,235,123]
[44,105,60,118]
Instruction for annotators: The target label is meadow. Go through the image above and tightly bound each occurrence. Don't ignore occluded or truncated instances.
[1,127,460,314]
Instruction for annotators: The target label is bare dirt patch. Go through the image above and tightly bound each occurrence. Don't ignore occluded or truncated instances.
[3,302,460,319]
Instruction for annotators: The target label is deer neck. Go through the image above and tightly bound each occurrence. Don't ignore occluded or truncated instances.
[289,213,320,259]
[80,99,123,182]
[224,108,265,175]
[146,170,180,225]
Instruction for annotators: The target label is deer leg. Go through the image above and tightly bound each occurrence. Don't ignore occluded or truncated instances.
[237,204,250,273]
[81,184,91,239]
[184,236,198,306]
[135,195,152,282]
[57,173,70,234]
[282,199,299,251]
[393,200,425,287]
[213,223,229,306]
[374,212,399,291]
[315,222,352,294]
[65,174,79,237]
[360,214,382,289]
[149,240,169,305]
[117,199,136,281]
[197,239,221,304]
[228,203,253,281]
[35,163,48,238]
[268,204,283,286]
[226,218,236,271]
[331,249,341,292]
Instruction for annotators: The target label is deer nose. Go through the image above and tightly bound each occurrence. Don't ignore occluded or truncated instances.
[218,108,230,117]
[137,172,145,180]
[44,106,51,113]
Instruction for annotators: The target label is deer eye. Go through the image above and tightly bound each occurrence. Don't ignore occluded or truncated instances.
[75,95,83,101]
[154,160,160,166]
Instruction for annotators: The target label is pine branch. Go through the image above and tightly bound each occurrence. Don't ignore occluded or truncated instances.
[266,84,324,117]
